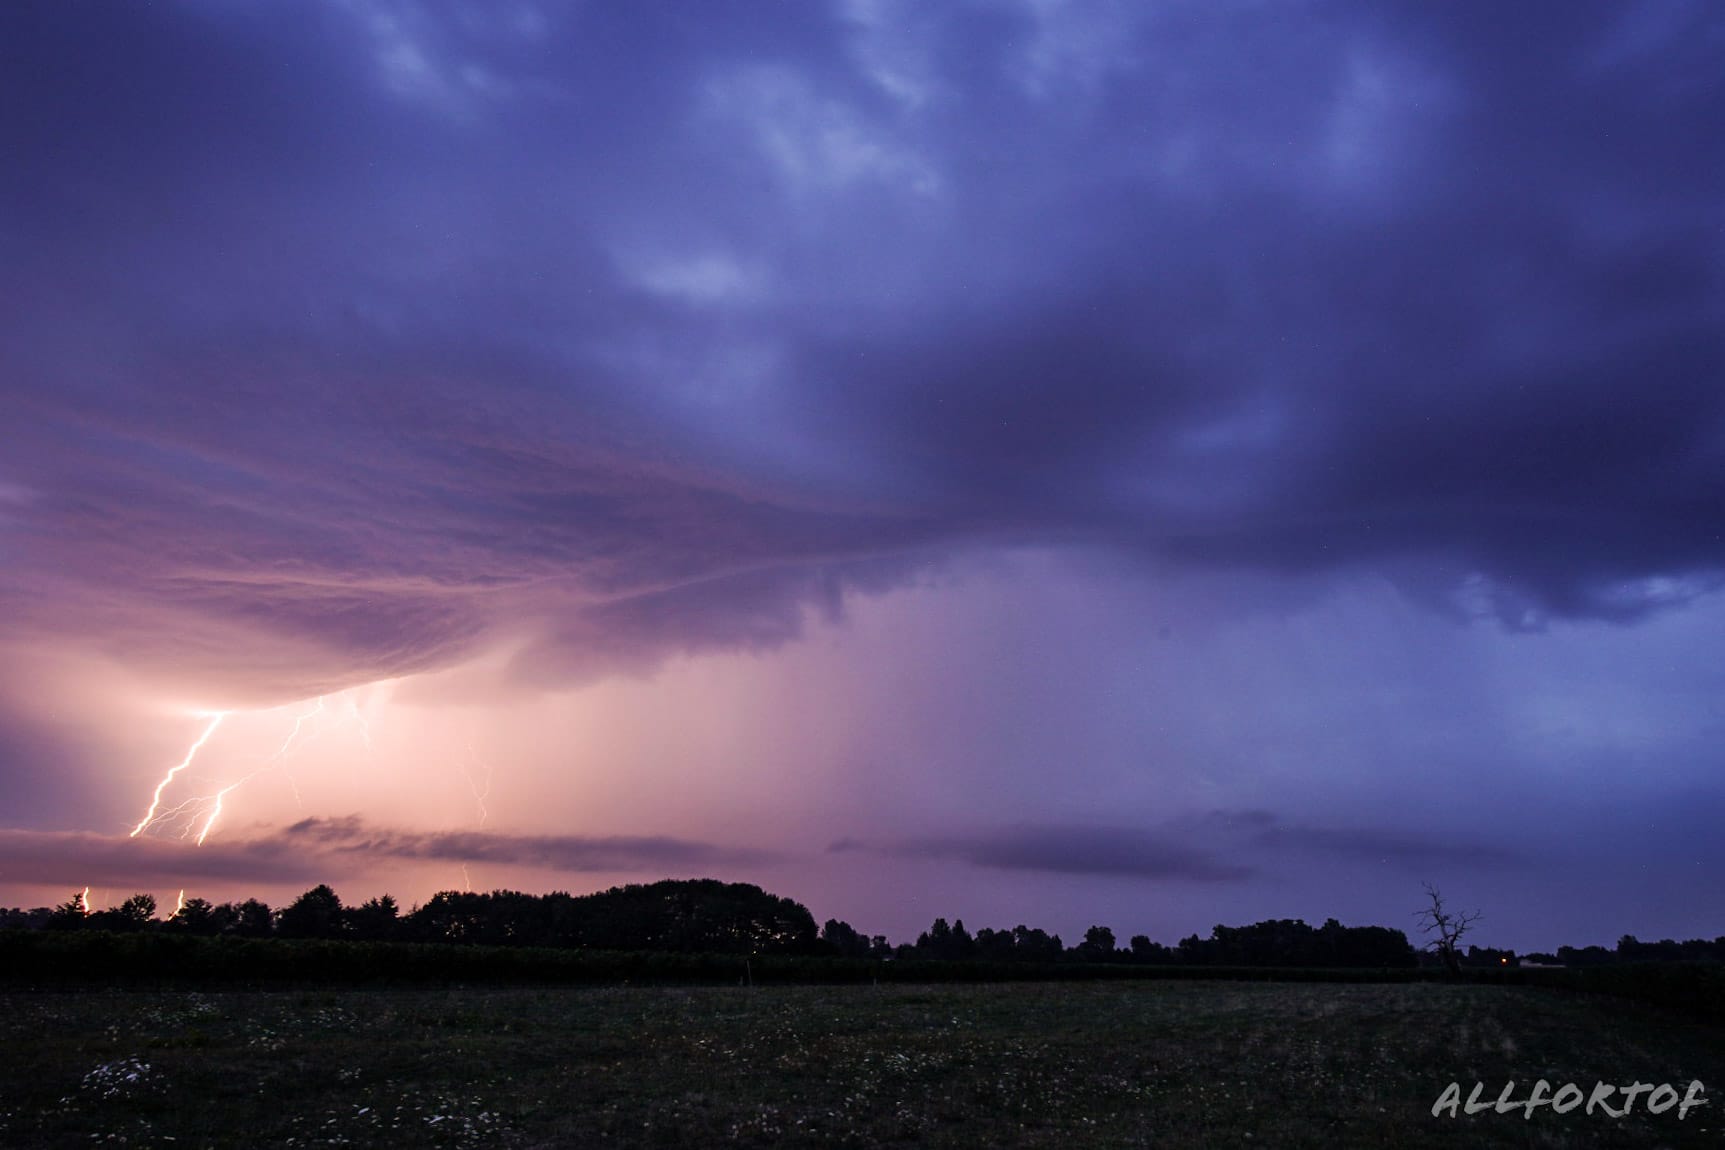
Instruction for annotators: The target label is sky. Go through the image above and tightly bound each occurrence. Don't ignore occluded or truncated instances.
[1,0,1722,953]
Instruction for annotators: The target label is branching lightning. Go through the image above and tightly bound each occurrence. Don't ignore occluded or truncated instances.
[191,698,324,844]
[127,692,376,847]
[270,697,325,761]
[193,780,244,846]
[129,713,228,837]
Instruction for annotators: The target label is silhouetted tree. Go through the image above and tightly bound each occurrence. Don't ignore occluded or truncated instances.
[105,893,157,931]
[1128,934,1173,964]
[820,918,871,958]
[399,880,822,954]
[168,897,219,935]
[909,918,981,961]
[277,885,344,939]
[219,898,275,938]
[974,927,1015,961]
[62,892,158,933]
[45,891,91,930]
[916,917,952,956]
[1076,925,1117,962]
[346,894,400,941]
[1169,918,1415,968]
[407,891,494,944]
[0,906,51,930]
[1415,883,1480,976]
[1012,924,1064,962]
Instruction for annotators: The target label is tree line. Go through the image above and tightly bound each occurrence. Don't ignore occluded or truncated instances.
[5,881,822,955]
[851,916,1419,968]
[1527,936,1725,967]
[4,880,1719,970]
[0,880,1411,968]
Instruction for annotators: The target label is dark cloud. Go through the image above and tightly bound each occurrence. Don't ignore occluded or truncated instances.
[888,825,1253,881]
[854,810,1523,881]
[1173,808,1526,872]
[0,819,772,893]
[0,829,325,889]
[1247,821,1526,872]
[1,0,1721,702]
[279,816,777,871]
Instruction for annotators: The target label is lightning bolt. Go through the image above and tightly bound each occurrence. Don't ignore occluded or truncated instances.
[461,743,493,828]
[453,739,494,890]
[193,781,242,846]
[80,887,92,915]
[262,696,325,821]
[174,890,185,916]
[129,713,228,837]
[270,697,325,762]
[127,686,385,855]
[191,698,325,845]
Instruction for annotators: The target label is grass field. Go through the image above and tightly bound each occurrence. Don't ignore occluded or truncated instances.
[1,980,1721,1147]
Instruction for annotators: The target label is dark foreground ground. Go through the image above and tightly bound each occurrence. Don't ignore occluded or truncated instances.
[0,980,1720,1148]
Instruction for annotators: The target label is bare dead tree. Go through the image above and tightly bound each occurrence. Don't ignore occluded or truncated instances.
[1415,883,1482,976]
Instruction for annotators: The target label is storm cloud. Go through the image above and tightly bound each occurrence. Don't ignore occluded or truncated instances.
[1,1,1720,701]
[1,2,1721,950]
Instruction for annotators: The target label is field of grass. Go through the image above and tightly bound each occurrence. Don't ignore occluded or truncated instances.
[1,980,1721,1147]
